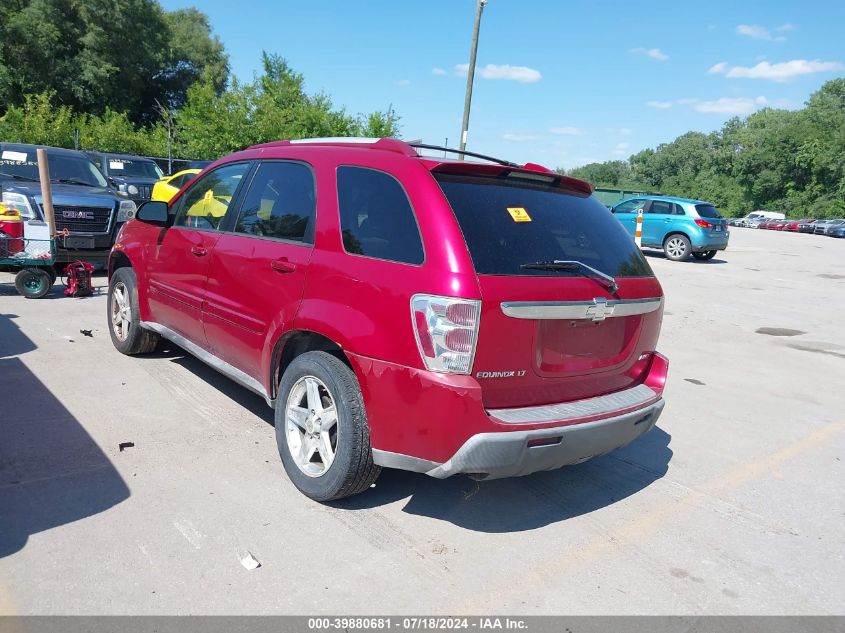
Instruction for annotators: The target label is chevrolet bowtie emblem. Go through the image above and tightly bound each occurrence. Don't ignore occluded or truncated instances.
[585,298,615,322]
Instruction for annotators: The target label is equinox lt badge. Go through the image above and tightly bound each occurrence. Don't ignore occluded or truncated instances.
[476,370,527,379]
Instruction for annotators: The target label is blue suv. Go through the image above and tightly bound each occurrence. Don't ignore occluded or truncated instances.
[610,195,729,261]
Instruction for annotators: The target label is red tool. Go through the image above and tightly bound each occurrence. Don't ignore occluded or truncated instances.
[64,261,95,297]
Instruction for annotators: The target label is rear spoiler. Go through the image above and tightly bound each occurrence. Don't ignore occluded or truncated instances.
[428,161,595,196]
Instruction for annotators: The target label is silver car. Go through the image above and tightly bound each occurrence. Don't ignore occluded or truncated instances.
[814,220,833,234]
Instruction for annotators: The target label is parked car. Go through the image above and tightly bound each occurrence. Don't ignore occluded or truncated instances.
[828,223,845,238]
[822,219,845,235]
[107,137,669,501]
[610,195,728,261]
[1,143,136,264]
[736,211,785,227]
[784,219,811,232]
[86,152,164,202]
[767,219,790,230]
[151,169,201,203]
[798,219,820,233]
[151,158,213,176]
[813,220,834,234]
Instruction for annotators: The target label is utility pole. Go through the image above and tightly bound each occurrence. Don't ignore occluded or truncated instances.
[459,0,486,159]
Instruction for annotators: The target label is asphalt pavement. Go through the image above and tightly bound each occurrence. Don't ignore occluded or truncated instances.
[1,228,843,615]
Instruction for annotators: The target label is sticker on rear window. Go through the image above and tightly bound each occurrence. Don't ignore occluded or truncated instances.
[507,207,532,222]
[109,160,125,170]
[2,151,28,162]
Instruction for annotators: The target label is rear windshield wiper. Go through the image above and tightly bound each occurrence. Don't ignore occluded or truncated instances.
[0,172,39,182]
[520,260,619,294]
[52,178,96,187]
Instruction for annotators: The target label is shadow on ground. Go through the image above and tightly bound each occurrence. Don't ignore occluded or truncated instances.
[642,249,727,264]
[0,311,130,558]
[136,344,274,424]
[333,426,672,532]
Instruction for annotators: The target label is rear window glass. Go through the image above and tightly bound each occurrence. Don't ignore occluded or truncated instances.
[435,174,653,278]
[695,204,722,219]
[337,166,424,265]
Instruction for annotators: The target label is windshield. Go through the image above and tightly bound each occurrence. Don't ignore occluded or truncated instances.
[435,173,653,278]
[106,158,163,179]
[695,204,722,219]
[1,149,108,187]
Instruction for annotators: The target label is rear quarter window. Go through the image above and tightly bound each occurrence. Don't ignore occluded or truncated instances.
[436,174,653,278]
[336,166,424,265]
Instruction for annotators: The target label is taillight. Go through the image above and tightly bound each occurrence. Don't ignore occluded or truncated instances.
[694,219,713,228]
[411,294,481,374]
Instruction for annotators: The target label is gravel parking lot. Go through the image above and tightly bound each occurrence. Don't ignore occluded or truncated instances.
[1,228,843,615]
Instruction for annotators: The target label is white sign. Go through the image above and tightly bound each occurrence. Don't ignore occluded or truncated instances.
[1,150,28,162]
[109,160,125,170]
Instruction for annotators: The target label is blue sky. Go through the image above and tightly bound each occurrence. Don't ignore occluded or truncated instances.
[160,0,845,170]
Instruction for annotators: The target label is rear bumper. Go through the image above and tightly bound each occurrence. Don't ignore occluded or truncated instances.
[349,351,669,479]
[692,233,729,252]
[377,399,664,480]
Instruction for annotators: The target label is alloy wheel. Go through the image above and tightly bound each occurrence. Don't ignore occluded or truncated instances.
[285,375,339,477]
[666,237,687,259]
[110,282,131,341]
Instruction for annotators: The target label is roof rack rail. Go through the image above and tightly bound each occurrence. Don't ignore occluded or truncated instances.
[409,143,519,167]
[248,137,417,156]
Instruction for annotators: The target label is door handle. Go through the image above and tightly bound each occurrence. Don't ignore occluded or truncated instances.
[664,219,673,223]
[191,246,208,257]
[271,258,297,273]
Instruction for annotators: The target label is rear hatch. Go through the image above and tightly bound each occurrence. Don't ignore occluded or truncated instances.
[434,170,664,410]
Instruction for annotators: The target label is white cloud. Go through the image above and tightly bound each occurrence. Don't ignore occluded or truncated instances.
[502,133,538,142]
[455,63,542,83]
[693,96,769,114]
[736,24,786,42]
[776,23,795,32]
[629,47,669,61]
[612,142,631,157]
[396,79,412,87]
[710,59,845,81]
[431,68,447,76]
[648,96,773,115]
[548,126,585,136]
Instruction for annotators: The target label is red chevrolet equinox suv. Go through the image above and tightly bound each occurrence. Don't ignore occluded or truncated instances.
[107,138,668,501]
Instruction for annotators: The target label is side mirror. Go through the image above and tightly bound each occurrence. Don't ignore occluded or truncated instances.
[136,200,169,226]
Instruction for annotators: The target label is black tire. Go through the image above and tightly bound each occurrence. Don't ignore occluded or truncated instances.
[275,351,380,501]
[107,267,160,355]
[14,268,52,299]
[663,234,692,262]
[693,250,718,260]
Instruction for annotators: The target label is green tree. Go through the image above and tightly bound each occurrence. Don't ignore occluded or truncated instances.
[562,79,845,218]
[0,0,228,123]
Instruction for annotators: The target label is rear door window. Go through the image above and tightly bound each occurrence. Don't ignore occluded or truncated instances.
[648,200,675,215]
[234,161,316,243]
[336,166,424,265]
[436,174,653,278]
